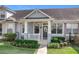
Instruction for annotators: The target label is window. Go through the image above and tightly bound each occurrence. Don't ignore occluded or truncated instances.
[66,24,78,29]
[0,11,5,19]
[7,23,13,33]
[1,14,5,18]
[8,23,13,28]
[51,23,56,34]
[57,24,62,34]
[66,24,78,34]
[22,24,24,33]
[34,24,39,33]
[51,23,63,34]
[0,24,2,35]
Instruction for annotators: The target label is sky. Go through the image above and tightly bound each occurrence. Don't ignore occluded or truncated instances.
[5,5,79,10]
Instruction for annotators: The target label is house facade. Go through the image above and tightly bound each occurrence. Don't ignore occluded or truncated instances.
[0,6,79,43]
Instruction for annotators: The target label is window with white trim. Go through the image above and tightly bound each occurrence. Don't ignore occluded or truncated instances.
[66,24,78,34]
[51,23,56,34]
[34,24,39,34]
[51,23,63,34]
[0,11,5,19]
[22,24,24,33]
[7,23,13,33]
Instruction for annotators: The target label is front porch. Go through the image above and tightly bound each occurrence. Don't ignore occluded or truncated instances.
[17,19,79,43]
[21,21,49,42]
[19,19,64,43]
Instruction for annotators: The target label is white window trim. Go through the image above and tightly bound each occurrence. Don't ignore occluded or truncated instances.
[33,23,40,34]
[66,23,78,29]
[66,23,78,34]
[51,23,64,35]
[22,24,24,33]
[0,11,5,19]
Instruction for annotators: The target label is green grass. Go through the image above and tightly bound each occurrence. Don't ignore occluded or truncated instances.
[48,45,79,54]
[0,42,37,54]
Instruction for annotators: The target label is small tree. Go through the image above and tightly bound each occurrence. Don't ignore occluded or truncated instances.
[3,33,16,41]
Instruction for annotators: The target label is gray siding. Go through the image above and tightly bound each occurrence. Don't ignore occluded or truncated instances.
[2,22,15,34]
[27,10,48,18]
[28,22,33,34]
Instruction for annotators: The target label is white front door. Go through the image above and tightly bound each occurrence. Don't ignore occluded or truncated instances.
[33,23,48,40]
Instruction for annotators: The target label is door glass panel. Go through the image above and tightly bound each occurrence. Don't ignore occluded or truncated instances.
[43,26,48,32]
[43,26,48,39]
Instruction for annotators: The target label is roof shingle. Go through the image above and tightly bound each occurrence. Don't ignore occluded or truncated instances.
[12,8,79,20]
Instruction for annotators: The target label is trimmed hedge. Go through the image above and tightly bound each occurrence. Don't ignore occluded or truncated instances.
[51,37,65,43]
[3,33,16,41]
[11,39,39,48]
[15,39,38,44]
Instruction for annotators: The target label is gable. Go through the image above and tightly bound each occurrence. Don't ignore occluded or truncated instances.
[24,9,51,19]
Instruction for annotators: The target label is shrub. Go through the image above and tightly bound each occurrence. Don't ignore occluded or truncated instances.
[60,42,68,48]
[26,43,39,48]
[11,39,39,48]
[3,33,16,41]
[59,37,65,42]
[48,43,60,48]
[51,37,65,43]
[63,42,68,46]
[15,39,38,44]
[60,43,64,48]
[51,37,59,43]
[74,35,79,44]
[48,43,53,48]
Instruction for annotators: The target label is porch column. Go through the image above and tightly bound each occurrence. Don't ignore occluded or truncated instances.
[64,23,67,41]
[48,20,51,43]
[24,21,28,39]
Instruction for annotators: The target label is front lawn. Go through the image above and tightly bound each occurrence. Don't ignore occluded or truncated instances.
[0,42,37,54]
[48,45,79,54]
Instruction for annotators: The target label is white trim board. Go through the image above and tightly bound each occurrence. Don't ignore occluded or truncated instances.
[24,9,52,19]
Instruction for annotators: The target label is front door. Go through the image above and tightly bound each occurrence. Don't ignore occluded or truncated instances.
[43,26,48,39]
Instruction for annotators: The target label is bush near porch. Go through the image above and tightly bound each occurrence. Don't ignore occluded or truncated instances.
[51,37,65,43]
[11,39,40,48]
[3,33,39,48]
[0,33,39,53]
[48,37,68,48]
[3,33,16,41]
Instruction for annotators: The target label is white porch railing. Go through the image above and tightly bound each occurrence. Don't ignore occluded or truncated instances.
[21,33,40,41]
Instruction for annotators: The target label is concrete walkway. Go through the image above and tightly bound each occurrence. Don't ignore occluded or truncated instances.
[36,40,47,54]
